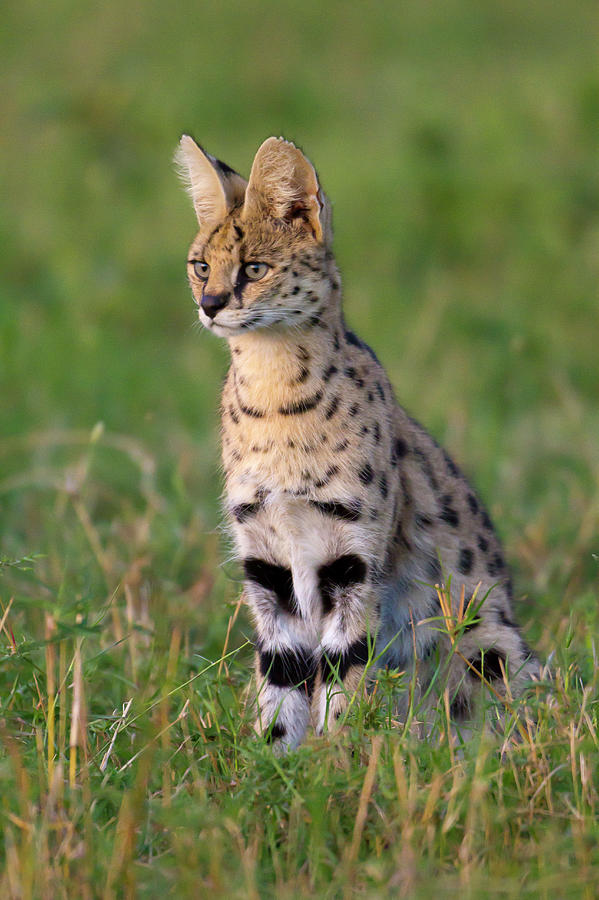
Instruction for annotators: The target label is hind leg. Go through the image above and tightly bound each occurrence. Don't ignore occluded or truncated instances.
[444,602,541,726]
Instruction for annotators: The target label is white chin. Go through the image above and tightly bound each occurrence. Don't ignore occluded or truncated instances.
[209,323,237,337]
[199,315,241,337]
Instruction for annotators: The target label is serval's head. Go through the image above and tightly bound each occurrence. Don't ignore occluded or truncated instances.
[176,136,335,337]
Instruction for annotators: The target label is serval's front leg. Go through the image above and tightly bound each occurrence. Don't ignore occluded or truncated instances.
[244,557,319,751]
[313,553,378,734]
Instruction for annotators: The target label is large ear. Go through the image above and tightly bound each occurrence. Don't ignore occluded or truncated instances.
[243,137,328,243]
[175,135,247,228]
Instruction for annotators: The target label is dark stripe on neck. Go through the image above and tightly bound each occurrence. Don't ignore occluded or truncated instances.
[310,500,361,521]
[234,382,265,418]
[232,502,262,523]
[278,389,324,416]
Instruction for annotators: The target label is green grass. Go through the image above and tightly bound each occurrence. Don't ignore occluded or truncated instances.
[1,0,599,896]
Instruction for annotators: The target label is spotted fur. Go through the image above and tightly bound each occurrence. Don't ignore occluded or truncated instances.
[177,135,540,750]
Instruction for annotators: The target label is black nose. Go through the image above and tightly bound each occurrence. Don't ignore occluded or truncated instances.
[201,293,230,319]
[200,294,231,319]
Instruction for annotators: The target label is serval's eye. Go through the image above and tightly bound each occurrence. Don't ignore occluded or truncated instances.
[244,262,269,281]
[192,260,210,280]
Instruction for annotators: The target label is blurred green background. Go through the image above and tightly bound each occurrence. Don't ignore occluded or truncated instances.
[1,0,598,652]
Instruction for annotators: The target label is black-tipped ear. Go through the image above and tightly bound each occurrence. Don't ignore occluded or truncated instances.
[175,135,247,228]
[243,137,328,242]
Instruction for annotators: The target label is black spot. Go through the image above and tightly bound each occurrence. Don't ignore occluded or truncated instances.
[477,535,489,553]
[361,425,369,435]
[344,330,380,363]
[313,466,339,489]
[325,396,340,420]
[296,365,310,384]
[292,270,298,277]
[487,552,504,577]
[443,450,460,477]
[228,405,240,425]
[323,364,338,382]
[394,438,409,458]
[450,692,471,720]
[259,646,317,694]
[310,499,361,521]
[297,345,310,361]
[467,493,479,514]
[265,723,285,743]
[349,403,360,417]
[232,502,261,523]
[373,423,381,443]
[467,649,506,682]
[415,512,434,529]
[481,511,494,531]
[322,636,371,681]
[244,558,296,615]
[375,381,385,402]
[358,463,374,485]
[332,439,349,452]
[439,494,459,528]
[279,389,323,416]
[234,224,244,240]
[379,473,388,498]
[458,548,474,575]
[292,285,301,295]
[391,438,408,468]
[367,391,374,402]
[333,332,340,351]
[318,554,368,613]
[237,395,265,419]
[413,448,439,491]
[344,366,356,379]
